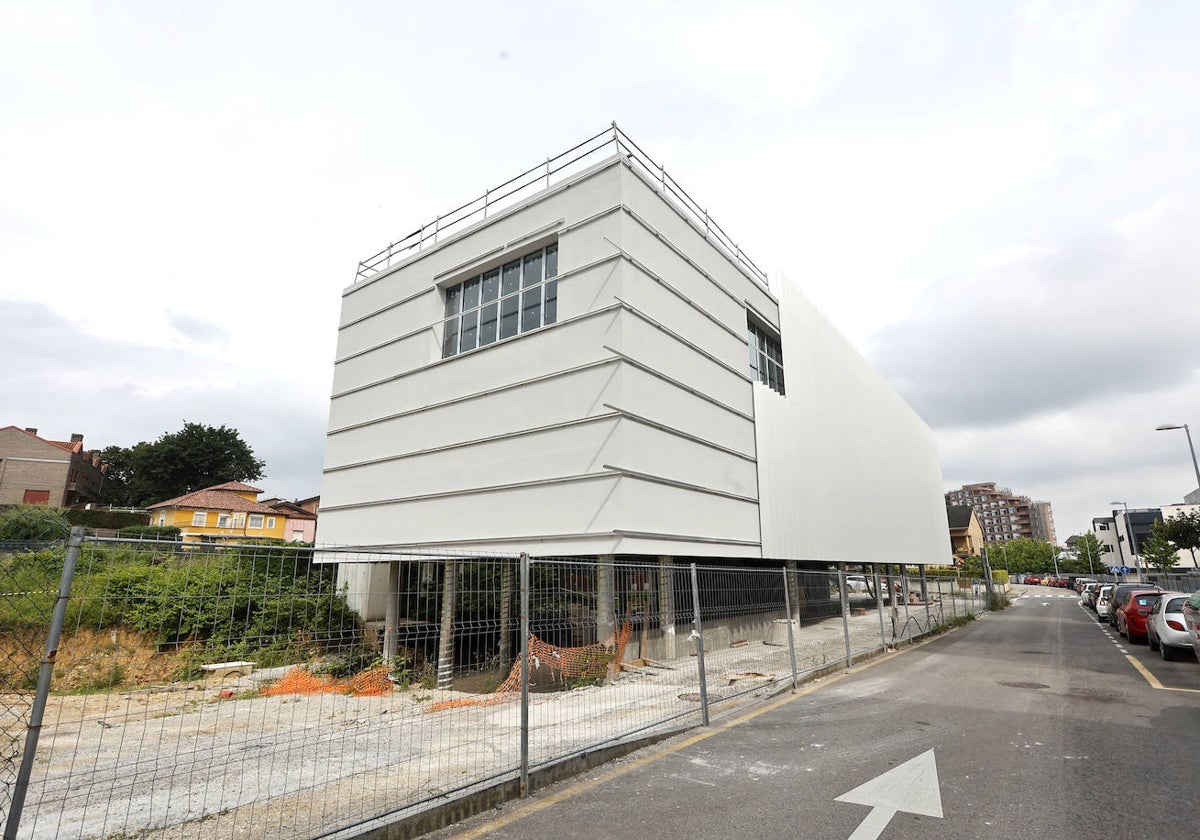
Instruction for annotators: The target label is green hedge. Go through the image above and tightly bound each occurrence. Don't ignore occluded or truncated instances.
[64,509,150,530]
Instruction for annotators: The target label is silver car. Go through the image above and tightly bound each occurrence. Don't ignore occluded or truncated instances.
[1096,584,1117,622]
[1146,592,1194,661]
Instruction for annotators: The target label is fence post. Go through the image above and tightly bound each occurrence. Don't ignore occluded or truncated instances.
[519,553,530,798]
[689,563,709,726]
[5,527,84,840]
[838,565,852,667]
[781,567,798,689]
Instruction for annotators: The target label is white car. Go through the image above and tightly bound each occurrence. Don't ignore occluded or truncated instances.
[1095,584,1116,622]
[844,575,869,593]
[1146,592,1194,661]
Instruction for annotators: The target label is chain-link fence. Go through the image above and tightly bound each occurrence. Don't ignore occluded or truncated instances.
[0,536,993,840]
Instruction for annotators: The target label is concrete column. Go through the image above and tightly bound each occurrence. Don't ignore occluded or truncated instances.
[383,561,399,663]
[436,559,459,690]
[498,559,514,666]
[785,560,801,623]
[596,555,616,645]
[657,555,675,660]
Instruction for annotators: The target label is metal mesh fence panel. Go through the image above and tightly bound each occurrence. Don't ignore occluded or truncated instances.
[5,538,1000,840]
[0,543,65,832]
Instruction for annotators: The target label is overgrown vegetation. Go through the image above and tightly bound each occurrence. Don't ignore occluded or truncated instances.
[0,541,361,682]
[988,593,1011,611]
[0,505,71,540]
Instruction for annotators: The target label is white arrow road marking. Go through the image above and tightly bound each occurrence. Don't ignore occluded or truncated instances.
[836,749,943,840]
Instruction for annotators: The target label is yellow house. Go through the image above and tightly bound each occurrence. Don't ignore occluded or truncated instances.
[147,481,288,543]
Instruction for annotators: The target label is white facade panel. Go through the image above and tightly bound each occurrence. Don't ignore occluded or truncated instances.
[755,277,951,565]
[615,365,756,458]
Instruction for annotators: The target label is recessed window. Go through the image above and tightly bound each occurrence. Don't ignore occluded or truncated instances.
[248,514,264,529]
[192,511,208,527]
[747,320,785,395]
[443,243,558,358]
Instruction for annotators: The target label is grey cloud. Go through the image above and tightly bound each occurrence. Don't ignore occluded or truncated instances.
[167,311,230,345]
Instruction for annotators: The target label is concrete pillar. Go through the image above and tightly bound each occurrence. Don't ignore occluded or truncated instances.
[436,559,459,690]
[383,561,399,663]
[498,559,514,666]
[785,560,801,623]
[657,555,675,660]
[596,555,616,645]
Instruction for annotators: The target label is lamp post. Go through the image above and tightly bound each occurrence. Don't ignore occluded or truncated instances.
[1111,501,1142,582]
[1155,423,1200,494]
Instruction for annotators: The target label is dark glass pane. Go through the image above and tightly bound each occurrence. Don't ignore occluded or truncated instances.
[463,276,481,310]
[502,260,521,296]
[776,366,785,395]
[767,360,779,391]
[758,354,769,385]
[500,294,520,339]
[543,280,557,324]
[479,302,498,346]
[521,288,541,332]
[481,269,500,303]
[445,285,462,317]
[767,338,782,363]
[522,252,543,288]
[460,309,479,351]
[748,333,758,373]
[442,317,459,357]
[545,244,558,278]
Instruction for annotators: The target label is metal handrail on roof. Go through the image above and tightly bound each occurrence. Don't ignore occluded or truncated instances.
[354,123,770,291]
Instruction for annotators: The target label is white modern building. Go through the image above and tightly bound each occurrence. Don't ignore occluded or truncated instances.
[318,127,951,617]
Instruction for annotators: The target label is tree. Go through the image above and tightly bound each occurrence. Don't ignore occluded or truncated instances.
[1141,523,1181,574]
[100,422,266,507]
[1068,532,1106,575]
[1159,510,1200,568]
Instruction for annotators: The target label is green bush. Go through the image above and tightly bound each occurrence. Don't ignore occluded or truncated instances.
[0,505,71,540]
[991,570,1010,586]
[113,525,181,540]
[63,509,150,530]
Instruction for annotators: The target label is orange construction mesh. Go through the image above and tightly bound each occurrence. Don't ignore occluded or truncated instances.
[261,665,393,698]
[428,621,632,712]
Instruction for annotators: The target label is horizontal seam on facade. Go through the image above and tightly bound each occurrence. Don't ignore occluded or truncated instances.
[330,301,624,400]
[324,413,621,473]
[557,203,624,236]
[602,403,757,463]
[319,471,619,511]
[610,529,762,547]
[345,156,625,293]
[601,464,759,504]
[339,285,436,331]
[313,532,619,553]
[332,253,622,367]
[327,356,621,435]
[604,238,749,345]
[620,162,775,298]
[614,295,753,382]
[619,205,744,309]
[603,346,755,423]
[430,218,565,282]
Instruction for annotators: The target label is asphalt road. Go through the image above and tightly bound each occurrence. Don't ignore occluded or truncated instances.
[428,586,1200,840]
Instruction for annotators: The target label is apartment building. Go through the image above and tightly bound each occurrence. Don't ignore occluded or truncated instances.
[945,481,1057,544]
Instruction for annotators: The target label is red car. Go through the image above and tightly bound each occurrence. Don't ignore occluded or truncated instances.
[1026,575,1043,585]
[1116,589,1165,644]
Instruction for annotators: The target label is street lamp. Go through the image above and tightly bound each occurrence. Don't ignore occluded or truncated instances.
[1155,423,1200,494]
[1111,501,1143,582]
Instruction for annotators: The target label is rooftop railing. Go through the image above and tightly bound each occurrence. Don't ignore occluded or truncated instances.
[354,123,769,290]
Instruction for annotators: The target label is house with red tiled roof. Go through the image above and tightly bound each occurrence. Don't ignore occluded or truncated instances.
[261,498,319,543]
[147,481,287,543]
[0,426,109,507]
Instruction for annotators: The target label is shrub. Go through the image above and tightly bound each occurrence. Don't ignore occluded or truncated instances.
[0,505,71,540]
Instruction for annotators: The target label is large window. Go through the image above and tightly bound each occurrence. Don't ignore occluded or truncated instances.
[442,243,558,358]
[748,320,785,395]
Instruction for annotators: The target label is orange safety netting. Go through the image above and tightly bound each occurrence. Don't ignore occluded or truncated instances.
[428,622,632,712]
[261,665,393,698]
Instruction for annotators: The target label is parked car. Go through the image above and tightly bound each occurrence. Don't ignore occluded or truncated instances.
[1096,584,1117,623]
[1074,578,1097,593]
[1115,589,1165,644]
[1146,592,1195,661]
[1183,590,1200,660]
[1080,582,1101,609]
[1108,583,1162,628]
[1026,575,1043,586]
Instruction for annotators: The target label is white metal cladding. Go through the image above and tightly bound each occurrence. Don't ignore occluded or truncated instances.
[754,275,951,565]
[321,149,948,568]
[321,154,776,558]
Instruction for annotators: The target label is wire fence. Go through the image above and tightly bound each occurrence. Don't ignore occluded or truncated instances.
[1,534,995,840]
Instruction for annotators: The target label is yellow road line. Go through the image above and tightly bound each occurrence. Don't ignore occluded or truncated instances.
[448,646,917,839]
[1125,655,1200,694]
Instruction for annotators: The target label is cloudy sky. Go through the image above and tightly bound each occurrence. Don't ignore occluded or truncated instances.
[3,0,1198,540]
